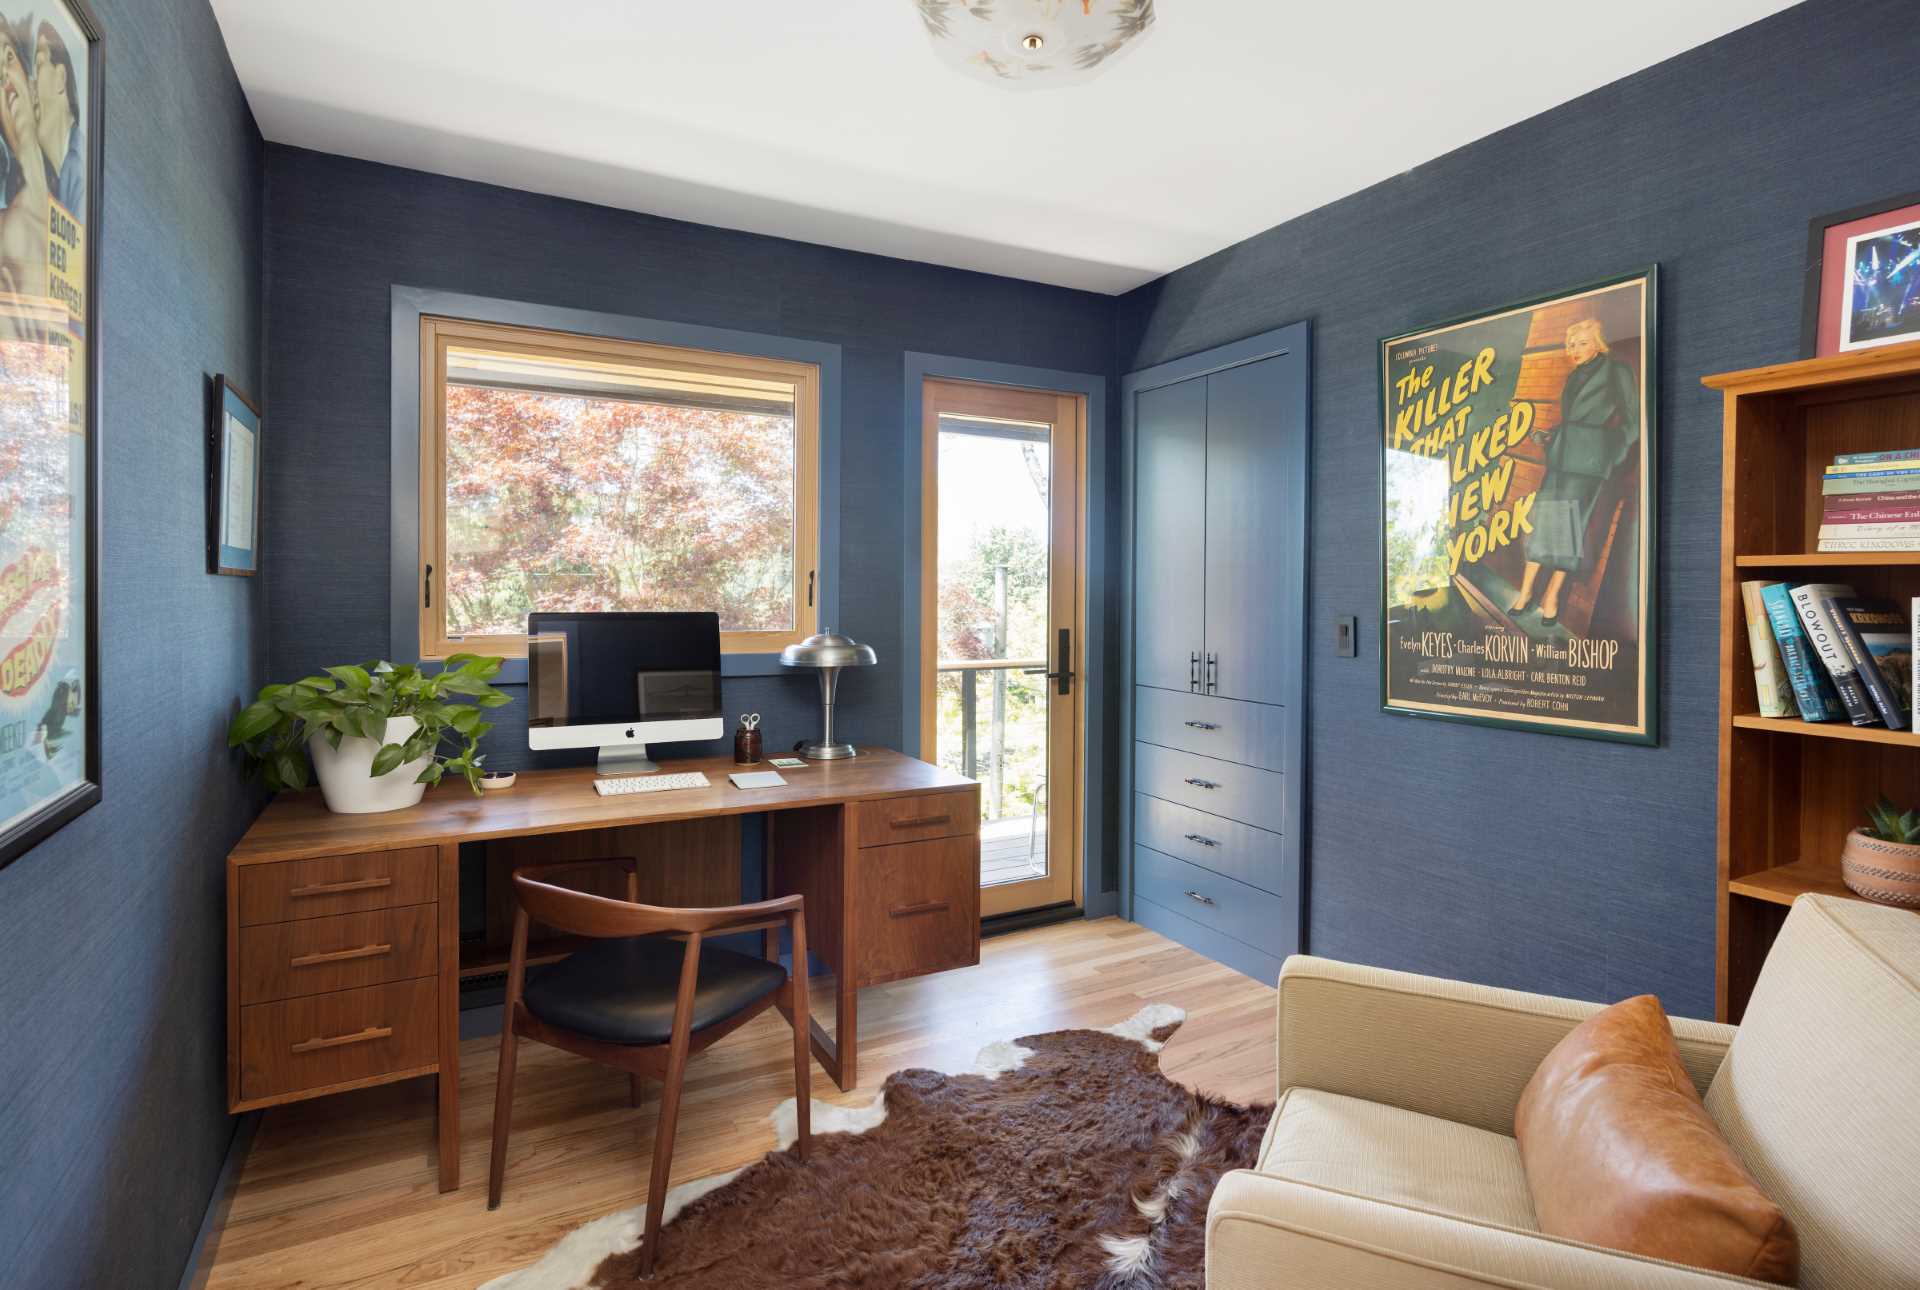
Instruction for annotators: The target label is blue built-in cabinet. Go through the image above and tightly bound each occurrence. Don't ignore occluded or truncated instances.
[1122,322,1309,982]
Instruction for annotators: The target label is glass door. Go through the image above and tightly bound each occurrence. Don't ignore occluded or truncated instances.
[919,379,1082,917]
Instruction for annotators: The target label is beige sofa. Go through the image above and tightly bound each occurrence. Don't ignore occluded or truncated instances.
[1205,894,1920,1289]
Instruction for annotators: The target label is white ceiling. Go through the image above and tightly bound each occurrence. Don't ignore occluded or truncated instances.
[211,1,1798,295]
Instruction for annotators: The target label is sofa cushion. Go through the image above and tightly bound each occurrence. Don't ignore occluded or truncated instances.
[1515,993,1797,1283]
[1705,894,1920,1290]
[1256,1087,1537,1231]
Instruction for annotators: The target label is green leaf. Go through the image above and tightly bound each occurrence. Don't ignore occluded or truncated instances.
[449,706,481,734]
[273,747,308,790]
[325,664,373,691]
[228,702,282,746]
[370,743,408,777]
[477,691,511,708]
[415,762,446,786]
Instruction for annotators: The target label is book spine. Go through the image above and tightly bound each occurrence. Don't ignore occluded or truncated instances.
[1827,459,1920,474]
[1739,582,1795,718]
[1761,584,1839,721]
[1792,586,1877,724]
[1912,597,1918,732]
[1834,448,1920,464]
[1828,597,1908,729]
[1822,475,1920,496]
[1818,536,1920,551]
[1822,489,1920,506]
[1821,504,1920,522]
[1816,522,1920,538]
[1824,467,1920,480]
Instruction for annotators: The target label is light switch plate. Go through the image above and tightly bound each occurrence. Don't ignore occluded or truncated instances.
[1334,615,1358,658]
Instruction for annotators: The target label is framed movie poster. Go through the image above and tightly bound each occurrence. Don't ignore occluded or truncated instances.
[210,376,261,576]
[1380,268,1657,744]
[0,0,103,870]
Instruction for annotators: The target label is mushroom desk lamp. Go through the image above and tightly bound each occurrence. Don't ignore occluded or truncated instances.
[779,631,876,760]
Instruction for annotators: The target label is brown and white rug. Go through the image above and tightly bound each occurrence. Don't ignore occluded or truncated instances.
[482,1004,1273,1289]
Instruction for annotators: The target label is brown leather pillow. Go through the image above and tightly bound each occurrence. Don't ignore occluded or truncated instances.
[1514,994,1798,1284]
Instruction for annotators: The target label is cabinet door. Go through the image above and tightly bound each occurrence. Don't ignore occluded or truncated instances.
[1203,355,1304,707]
[1133,376,1207,692]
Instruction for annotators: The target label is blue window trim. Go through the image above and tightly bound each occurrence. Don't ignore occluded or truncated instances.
[902,352,1112,919]
[389,286,841,683]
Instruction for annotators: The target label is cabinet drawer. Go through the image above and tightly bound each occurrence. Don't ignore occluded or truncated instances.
[853,835,980,986]
[1133,743,1285,834]
[855,789,979,849]
[239,904,438,1005]
[238,977,438,1104]
[1133,794,1288,895]
[1133,845,1294,961]
[1134,688,1286,772]
[237,846,438,926]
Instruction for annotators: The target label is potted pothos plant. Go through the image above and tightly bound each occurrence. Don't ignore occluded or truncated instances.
[1841,795,1920,908]
[227,655,510,814]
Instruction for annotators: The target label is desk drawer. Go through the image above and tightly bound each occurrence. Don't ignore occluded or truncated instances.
[855,790,979,849]
[239,905,438,1005]
[1133,794,1288,895]
[237,846,438,926]
[239,977,438,1104]
[1133,743,1285,835]
[1134,687,1287,772]
[1133,845,1294,961]
[853,835,980,985]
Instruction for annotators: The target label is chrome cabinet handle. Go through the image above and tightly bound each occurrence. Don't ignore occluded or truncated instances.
[1183,833,1219,848]
[1183,777,1220,790]
[1183,890,1215,906]
[1205,653,1218,694]
[1183,720,1220,731]
[1189,651,1200,692]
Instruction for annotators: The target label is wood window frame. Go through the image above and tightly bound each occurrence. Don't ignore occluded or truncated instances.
[416,316,822,661]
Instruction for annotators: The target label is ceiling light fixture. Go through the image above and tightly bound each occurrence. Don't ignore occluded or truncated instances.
[917,1,1156,90]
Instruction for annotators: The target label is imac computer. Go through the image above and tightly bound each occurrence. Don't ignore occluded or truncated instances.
[525,611,724,776]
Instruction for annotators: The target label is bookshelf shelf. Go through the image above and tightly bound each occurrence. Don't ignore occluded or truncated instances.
[1730,713,1920,746]
[1709,340,1920,1023]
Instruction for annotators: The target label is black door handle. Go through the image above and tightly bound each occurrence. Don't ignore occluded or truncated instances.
[1020,627,1074,696]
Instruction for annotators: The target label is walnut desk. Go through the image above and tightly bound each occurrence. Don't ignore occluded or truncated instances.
[225,747,981,1190]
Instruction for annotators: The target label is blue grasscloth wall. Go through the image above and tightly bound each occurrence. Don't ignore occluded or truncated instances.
[262,146,1117,776]
[0,2,265,1288]
[1118,0,1920,1018]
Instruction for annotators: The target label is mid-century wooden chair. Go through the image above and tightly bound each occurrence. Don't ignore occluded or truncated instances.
[488,857,811,1277]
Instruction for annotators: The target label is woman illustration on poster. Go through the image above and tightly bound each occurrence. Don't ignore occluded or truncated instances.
[1508,317,1639,624]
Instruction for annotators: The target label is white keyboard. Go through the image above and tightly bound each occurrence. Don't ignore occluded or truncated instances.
[593,771,711,796]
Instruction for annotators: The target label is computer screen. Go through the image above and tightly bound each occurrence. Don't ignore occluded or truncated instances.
[525,611,722,729]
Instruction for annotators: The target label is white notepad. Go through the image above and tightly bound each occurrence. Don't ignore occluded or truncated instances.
[728,771,788,790]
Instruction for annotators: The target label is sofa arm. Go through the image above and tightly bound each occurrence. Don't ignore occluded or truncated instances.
[1276,957,1736,1135]
[1206,1170,1771,1290]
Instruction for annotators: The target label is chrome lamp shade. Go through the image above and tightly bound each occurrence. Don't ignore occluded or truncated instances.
[779,631,877,760]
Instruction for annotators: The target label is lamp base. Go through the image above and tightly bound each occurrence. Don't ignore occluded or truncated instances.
[797,741,858,760]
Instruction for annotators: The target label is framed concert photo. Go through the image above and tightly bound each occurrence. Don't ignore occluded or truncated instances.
[0,0,104,871]
[1802,191,1920,357]
[1379,268,1658,745]
[210,376,261,576]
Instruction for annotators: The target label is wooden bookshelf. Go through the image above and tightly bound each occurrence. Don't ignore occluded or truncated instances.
[1707,340,1920,1022]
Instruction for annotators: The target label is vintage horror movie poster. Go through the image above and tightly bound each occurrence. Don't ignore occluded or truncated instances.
[1379,271,1656,744]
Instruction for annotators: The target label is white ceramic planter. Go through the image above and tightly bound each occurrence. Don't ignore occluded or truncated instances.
[308,715,433,814]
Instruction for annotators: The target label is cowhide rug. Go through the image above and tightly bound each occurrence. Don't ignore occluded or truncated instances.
[482,1004,1273,1290]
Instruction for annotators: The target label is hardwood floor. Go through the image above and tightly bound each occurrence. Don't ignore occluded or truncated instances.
[199,917,1278,1289]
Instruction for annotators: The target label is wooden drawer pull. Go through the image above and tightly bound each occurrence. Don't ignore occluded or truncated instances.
[291,1025,392,1054]
[289,942,393,968]
[889,899,952,918]
[289,876,393,898]
[1184,889,1216,907]
[891,814,952,829]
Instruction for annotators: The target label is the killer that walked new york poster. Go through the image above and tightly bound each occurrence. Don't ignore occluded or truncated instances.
[1379,271,1656,744]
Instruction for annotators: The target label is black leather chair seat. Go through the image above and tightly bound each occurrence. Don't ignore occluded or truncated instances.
[523,936,788,1046]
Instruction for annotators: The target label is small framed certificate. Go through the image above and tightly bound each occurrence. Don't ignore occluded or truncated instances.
[210,376,262,576]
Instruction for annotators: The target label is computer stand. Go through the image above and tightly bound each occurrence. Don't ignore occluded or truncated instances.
[596,744,660,777]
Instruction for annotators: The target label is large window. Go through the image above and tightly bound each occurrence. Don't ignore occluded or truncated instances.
[417,318,820,658]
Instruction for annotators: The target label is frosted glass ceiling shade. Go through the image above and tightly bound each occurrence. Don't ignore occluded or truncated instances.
[917,1,1156,90]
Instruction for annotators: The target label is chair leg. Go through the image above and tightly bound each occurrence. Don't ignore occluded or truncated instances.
[638,1034,691,1278]
[790,911,811,1161]
[486,1016,522,1210]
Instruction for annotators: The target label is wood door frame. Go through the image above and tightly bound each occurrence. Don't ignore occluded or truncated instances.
[919,376,1087,914]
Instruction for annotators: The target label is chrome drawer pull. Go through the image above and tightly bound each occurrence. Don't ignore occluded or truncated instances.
[889,899,951,918]
[1182,777,1221,790]
[291,1025,392,1054]
[290,876,392,898]
[1183,833,1220,848]
[1184,890,1215,907]
[1183,720,1220,731]
[290,943,393,968]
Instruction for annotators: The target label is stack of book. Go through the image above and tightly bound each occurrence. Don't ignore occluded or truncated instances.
[1820,449,1920,551]
[1740,580,1916,729]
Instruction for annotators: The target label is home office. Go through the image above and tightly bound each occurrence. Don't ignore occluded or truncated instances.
[6,4,1920,1290]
